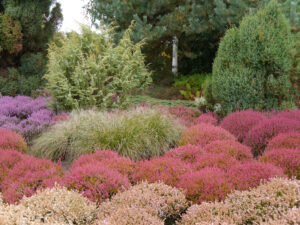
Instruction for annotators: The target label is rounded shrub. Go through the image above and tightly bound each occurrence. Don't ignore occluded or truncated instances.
[166,105,201,127]
[163,144,204,164]
[45,25,151,111]
[244,117,300,157]
[177,168,233,204]
[204,140,253,162]
[132,157,191,187]
[192,153,239,171]
[1,156,63,204]
[211,0,295,114]
[0,129,27,153]
[194,112,218,126]
[227,162,285,190]
[265,132,300,151]
[98,181,189,221]
[259,148,300,179]
[178,123,235,147]
[31,107,183,162]
[275,109,300,122]
[63,163,130,204]
[220,110,267,142]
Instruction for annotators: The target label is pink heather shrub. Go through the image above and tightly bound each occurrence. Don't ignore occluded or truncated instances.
[192,153,239,171]
[63,163,130,204]
[259,148,300,179]
[220,110,267,142]
[0,129,27,153]
[244,117,300,157]
[163,145,204,164]
[274,109,300,121]
[178,123,235,147]
[166,105,201,126]
[265,132,300,151]
[132,157,192,187]
[1,156,63,204]
[194,112,218,126]
[177,168,233,204]
[51,113,68,123]
[204,140,253,162]
[0,149,26,188]
[227,162,285,190]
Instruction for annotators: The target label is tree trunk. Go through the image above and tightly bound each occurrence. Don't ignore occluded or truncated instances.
[172,35,178,76]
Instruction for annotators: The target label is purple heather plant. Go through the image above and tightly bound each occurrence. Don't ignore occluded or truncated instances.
[0,96,55,141]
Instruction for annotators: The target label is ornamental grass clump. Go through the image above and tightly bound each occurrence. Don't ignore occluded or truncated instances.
[177,168,233,204]
[63,163,130,204]
[204,140,253,162]
[178,123,235,147]
[1,156,63,204]
[31,107,182,162]
[220,110,267,142]
[259,148,300,179]
[163,144,204,164]
[244,117,300,156]
[265,132,300,151]
[98,181,189,222]
[132,157,192,187]
[0,129,27,153]
[226,162,285,190]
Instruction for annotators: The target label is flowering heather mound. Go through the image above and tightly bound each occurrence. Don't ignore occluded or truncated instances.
[132,157,191,187]
[220,110,267,142]
[166,105,201,126]
[164,145,204,164]
[260,148,300,179]
[1,156,63,204]
[98,182,188,221]
[244,117,300,156]
[178,178,300,225]
[0,96,55,140]
[274,109,300,121]
[192,153,239,171]
[63,163,130,204]
[51,113,68,123]
[227,162,285,190]
[0,186,97,225]
[194,112,218,126]
[178,123,235,147]
[265,132,300,151]
[177,168,233,204]
[0,150,26,189]
[204,140,253,162]
[0,129,27,153]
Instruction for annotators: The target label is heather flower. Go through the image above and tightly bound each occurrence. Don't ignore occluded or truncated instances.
[260,148,300,179]
[178,123,235,147]
[274,109,300,121]
[220,110,267,142]
[166,105,201,126]
[164,144,204,164]
[265,132,300,151]
[51,113,69,122]
[0,129,27,153]
[194,112,218,125]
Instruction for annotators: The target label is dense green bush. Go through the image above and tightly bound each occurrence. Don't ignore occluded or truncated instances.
[45,24,152,111]
[31,107,183,162]
[211,0,296,114]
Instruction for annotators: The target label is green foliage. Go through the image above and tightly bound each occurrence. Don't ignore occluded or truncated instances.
[45,25,152,111]
[174,74,211,100]
[211,0,296,115]
[31,108,183,162]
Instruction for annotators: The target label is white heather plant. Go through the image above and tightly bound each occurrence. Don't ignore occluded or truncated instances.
[31,107,183,161]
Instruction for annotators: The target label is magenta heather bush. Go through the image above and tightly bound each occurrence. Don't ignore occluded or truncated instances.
[227,162,285,191]
[220,110,267,142]
[132,157,192,187]
[192,153,239,171]
[0,149,26,189]
[0,129,27,153]
[164,145,204,164]
[274,109,300,121]
[166,105,201,126]
[204,140,253,162]
[1,156,63,204]
[244,117,300,157]
[0,96,55,140]
[64,163,130,204]
[194,112,218,126]
[259,148,300,179]
[178,123,235,147]
[51,113,69,123]
[265,132,300,151]
[177,168,233,204]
